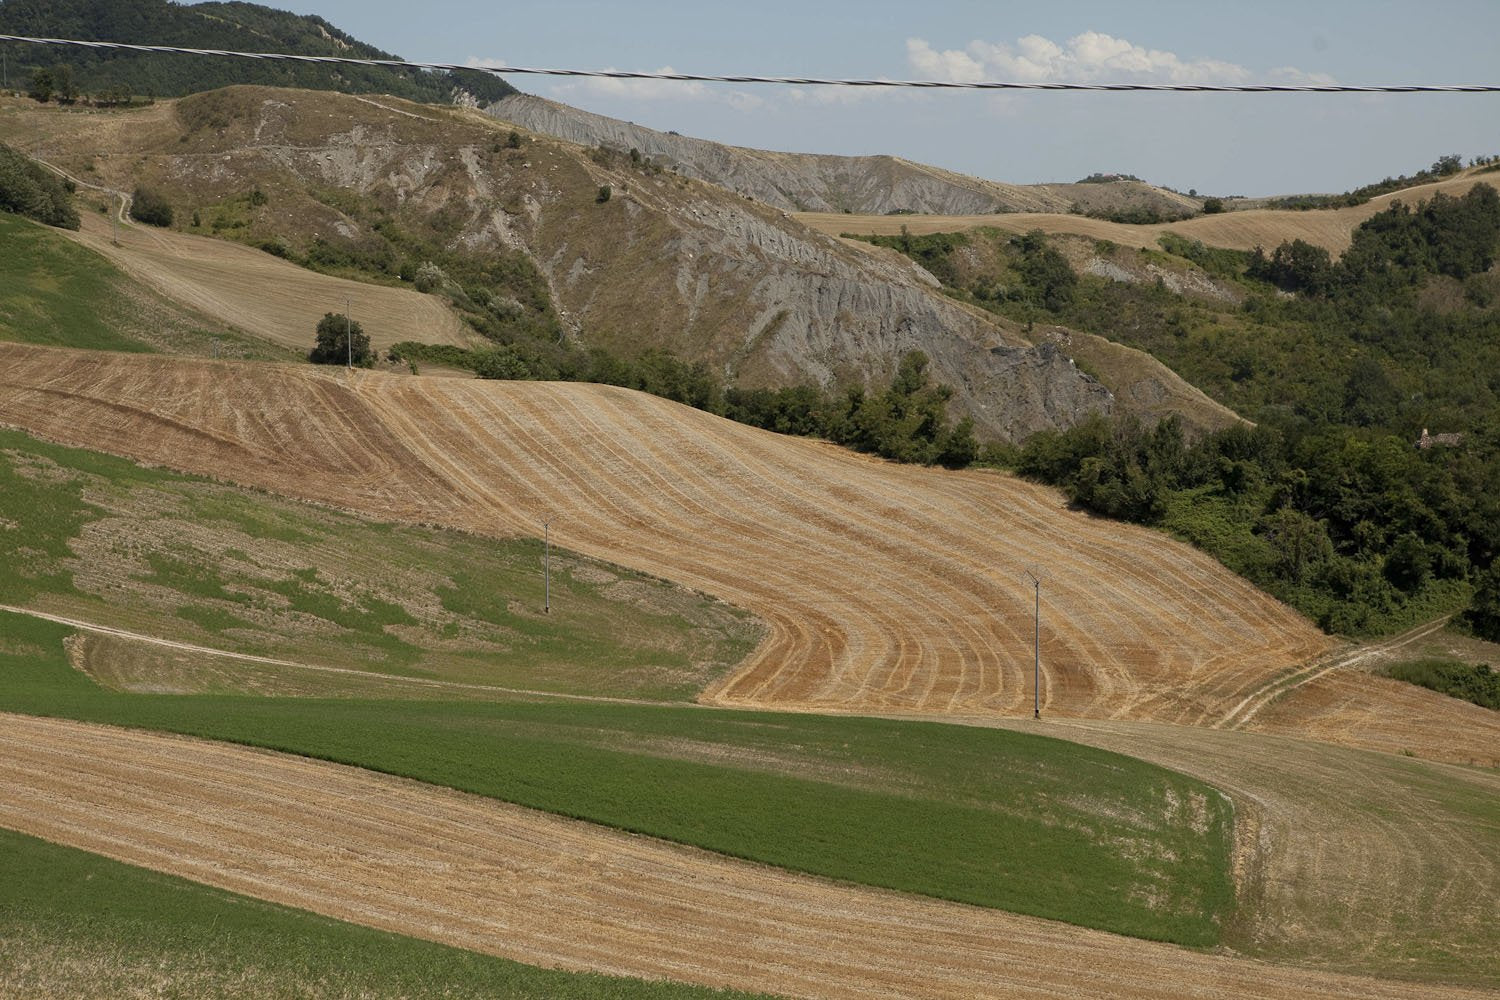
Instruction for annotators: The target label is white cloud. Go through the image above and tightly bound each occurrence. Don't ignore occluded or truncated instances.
[907,32,1326,87]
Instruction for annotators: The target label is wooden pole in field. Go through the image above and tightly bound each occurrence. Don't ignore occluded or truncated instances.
[1025,568,1042,718]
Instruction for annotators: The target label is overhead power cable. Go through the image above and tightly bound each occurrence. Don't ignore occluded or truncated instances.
[2,34,1498,94]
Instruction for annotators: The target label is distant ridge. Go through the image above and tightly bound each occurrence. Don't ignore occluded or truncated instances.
[0,0,513,104]
[487,92,1199,217]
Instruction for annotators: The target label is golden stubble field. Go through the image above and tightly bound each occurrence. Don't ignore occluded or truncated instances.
[4,345,1496,999]
[0,342,1333,724]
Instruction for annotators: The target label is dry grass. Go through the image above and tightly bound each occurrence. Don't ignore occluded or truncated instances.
[66,209,475,354]
[0,343,1334,725]
[802,172,1495,257]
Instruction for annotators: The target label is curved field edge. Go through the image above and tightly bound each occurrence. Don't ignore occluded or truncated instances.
[0,344,1334,724]
[2,712,1489,1000]
[0,211,288,361]
[0,424,761,702]
[0,827,770,1000]
[0,611,1234,947]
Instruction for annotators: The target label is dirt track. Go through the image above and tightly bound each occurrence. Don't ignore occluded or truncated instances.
[65,204,474,354]
[2,713,1491,999]
[800,174,1493,256]
[0,344,1333,722]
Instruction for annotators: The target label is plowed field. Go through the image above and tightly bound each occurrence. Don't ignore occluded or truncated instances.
[0,343,1332,721]
[3,713,1491,1000]
[801,174,1493,256]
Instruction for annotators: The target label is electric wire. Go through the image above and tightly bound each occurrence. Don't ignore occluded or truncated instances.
[2,34,1498,94]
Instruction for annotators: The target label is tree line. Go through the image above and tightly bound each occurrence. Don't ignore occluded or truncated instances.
[0,0,514,106]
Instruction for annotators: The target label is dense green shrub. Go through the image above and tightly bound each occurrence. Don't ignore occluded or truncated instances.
[130,186,174,227]
[1384,658,1499,710]
[309,312,371,366]
[0,143,80,229]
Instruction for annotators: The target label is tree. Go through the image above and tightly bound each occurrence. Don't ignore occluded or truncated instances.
[1461,565,1500,642]
[1201,197,1225,214]
[28,68,52,103]
[309,312,371,366]
[130,185,173,226]
[596,185,611,203]
[52,64,78,104]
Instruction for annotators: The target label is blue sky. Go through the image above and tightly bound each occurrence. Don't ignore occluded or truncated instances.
[263,1,1499,196]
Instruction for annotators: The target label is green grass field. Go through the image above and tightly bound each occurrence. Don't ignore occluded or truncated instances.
[0,210,288,359]
[0,826,767,1000]
[0,609,1234,947]
[0,427,760,700]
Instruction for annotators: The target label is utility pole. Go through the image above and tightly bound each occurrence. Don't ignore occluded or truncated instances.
[1024,568,1042,719]
[543,520,551,614]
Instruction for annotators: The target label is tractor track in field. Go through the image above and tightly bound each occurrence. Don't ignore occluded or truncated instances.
[0,343,1335,725]
[2,713,1494,1000]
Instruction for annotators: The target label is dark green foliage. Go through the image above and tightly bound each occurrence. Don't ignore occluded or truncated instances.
[1247,239,1332,295]
[0,143,79,229]
[1,829,764,999]
[596,184,612,203]
[308,311,371,366]
[1265,153,1471,211]
[1384,658,1499,710]
[1012,410,1486,636]
[1156,234,1251,280]
[1201,197,1225,214]
[27,65,51,102]
[1462,566,1500,641]
[0,0,516,105]
[1011,230,1077,310]
[858,228,1075,312]
[129,185,172,227]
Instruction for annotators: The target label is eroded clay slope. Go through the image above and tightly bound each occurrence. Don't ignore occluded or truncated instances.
[0,344,1332,721]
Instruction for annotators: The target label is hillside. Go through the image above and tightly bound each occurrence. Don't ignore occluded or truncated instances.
[805,169,1497,256]
[0,343,1331,722]
[1,86,1135,442]
[0,0,513,104]
[488,92,1202,217]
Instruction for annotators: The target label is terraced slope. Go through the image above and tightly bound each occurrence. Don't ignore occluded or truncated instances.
[0,344,1331,721]
[803,173,1495,256]
[3,714,1492,999]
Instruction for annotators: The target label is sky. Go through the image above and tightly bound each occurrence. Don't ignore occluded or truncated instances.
[260,0,1499,197]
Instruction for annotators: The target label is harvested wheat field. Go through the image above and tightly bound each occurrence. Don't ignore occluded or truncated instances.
[0,343,1332,722]
[802,173,1494,256]
[64,206,474,354]
[962,714,1500,984]
[2,713,1492,1000]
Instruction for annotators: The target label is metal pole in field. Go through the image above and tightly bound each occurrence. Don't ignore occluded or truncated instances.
[1025,568,1042,719]
[544,520,551,614]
